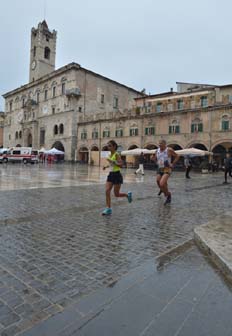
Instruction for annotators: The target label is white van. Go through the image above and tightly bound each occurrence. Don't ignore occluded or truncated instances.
[3,147,39,164]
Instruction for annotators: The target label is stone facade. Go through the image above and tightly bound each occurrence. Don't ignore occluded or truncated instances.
[2,21,143,160]
[0,112,5,147]
[78,82,232,165]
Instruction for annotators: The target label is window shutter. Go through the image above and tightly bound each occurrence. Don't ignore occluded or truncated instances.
[198,123,203,132]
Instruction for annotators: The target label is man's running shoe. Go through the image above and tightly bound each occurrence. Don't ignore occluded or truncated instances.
[127,191,133,203]
[102,208,112,215]
[158,189,162,196]
[164,193,171,205]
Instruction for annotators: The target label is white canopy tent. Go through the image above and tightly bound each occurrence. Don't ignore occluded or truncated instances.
[39,147,46,153]
[44,147,65,155]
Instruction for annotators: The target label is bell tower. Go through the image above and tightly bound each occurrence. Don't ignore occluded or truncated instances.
[29,20,57,82]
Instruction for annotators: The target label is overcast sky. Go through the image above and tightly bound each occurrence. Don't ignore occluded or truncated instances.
[1,0,232,110]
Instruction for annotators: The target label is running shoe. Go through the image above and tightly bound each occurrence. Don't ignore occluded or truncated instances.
[102,208,112,215]
[164,193,171,205]
[158,190,162,196]
[127,191,133,203]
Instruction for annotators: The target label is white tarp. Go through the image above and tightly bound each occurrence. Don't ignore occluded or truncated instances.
[121,148,154,156]
[45,147,65,155]
[101,151,110,158]
[121,147,212,157]
[175,148,213,157]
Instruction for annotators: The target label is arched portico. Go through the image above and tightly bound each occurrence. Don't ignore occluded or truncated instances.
[52,141,65,152]
[189,143,208,151]
[144,143,157,150]
[102,145,108,151]
[90,145,99,165]
[78,146,89,163]
[168,144,183,150]
[128,144,139,150]
[27,134,32,147]
[212,141,232,167]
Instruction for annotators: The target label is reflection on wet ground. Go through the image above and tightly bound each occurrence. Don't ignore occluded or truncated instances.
[0,164,231,334]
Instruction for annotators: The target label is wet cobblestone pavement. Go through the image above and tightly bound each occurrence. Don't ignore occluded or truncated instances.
[0,164,231,335]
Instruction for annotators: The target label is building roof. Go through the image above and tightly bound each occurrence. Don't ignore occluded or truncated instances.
[2,62,144,98]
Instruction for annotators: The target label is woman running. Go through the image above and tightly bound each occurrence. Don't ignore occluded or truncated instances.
[102,140,132,215]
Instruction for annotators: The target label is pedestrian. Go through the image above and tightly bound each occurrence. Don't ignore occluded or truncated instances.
[151,139,179,205]
[184,155,192,179]
[223,152,232,184]
[102,140,132,215]
[135,152,145,175]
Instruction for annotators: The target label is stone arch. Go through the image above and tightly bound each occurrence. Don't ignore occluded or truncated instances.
[44,47,50,60]
[168,143,183,150]
[59,124,64,134]
[102,145,108,151]
[90,145,99,166]
[91,145,99,151]
[54,125,58,135]
[27,134,32,147]
[187,141,208,150]
[212,141,232,166]
[52,141,65,152]
[190,143,208,150]
[144,143,157,150]
[128,144,139,150]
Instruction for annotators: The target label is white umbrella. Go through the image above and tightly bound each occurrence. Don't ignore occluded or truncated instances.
[175,148,213,157]
[45,147,65,155]
[121,148,154,156]
[39,147,46,153]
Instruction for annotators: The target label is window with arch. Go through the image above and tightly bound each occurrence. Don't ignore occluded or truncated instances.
[156,102,163,112]
[221,115,230,131]
[177,100,184,110]
[59,124,64,134]
[15,131,18,140]
[52,86,56,98]
[115,128,123,137]
[92,128,99,139]
[81,129,87,140]
[169,120,180,134]
[54,125,58,135]
[36,91,40,103]
[200,96,208,107]
[19,131,22,139]
[44,47,50,60]
[130,127,139,136]
[145,126,155,135]
[103,128,110,138]
[191,118,203,133]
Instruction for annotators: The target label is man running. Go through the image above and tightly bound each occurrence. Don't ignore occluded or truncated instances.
[152,139,179,205]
